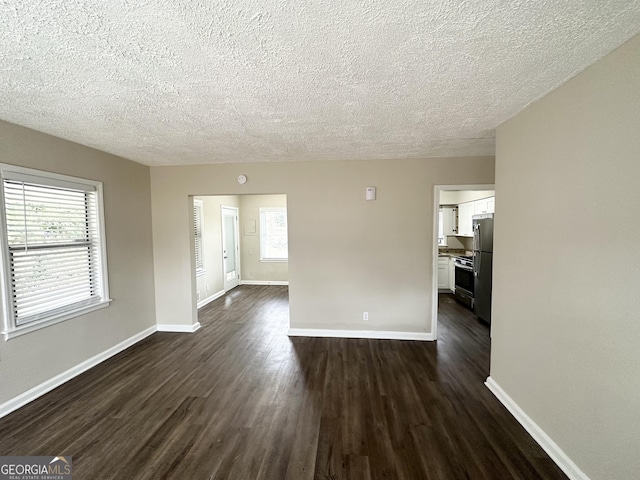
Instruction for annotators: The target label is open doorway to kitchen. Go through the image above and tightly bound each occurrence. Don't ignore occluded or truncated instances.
[432,185,495,340]
[190,194,289,312]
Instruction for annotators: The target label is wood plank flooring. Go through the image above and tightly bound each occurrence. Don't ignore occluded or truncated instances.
[0,286,567,479]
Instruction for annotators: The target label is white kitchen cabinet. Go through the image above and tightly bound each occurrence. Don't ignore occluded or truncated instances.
[441,206,457,235]
[457,202,474,236]
[474,198,488,215]
[440,206,458,237]
[437,256,449,289]
[439,206,457,245]
[458,197,494,236]
[487,197,495,213]
[474,196,495,215]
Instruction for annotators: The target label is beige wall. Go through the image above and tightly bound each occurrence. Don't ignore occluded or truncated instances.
[150,157,494,333]
[0,120,156,405]
[493,34,640,479]
[194,195,239,303]
[239,194,288,282]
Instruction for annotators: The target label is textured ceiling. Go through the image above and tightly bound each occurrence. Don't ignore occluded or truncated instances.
[1,1,640,166]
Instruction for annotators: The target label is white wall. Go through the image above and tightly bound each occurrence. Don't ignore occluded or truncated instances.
[439,189,494,205]
[239,194,288,283]
[492,34,640,479]
[0,120,156,406]
[150,157,494,335]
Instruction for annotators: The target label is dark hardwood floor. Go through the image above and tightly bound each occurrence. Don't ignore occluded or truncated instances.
[0,286,567,479]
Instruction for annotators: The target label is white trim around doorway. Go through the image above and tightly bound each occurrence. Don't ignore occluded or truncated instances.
[432,184,495,340]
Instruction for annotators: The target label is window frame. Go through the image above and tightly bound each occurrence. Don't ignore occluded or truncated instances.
[0,164,111,340]
[259,207,288,262]
[193,199,205,276]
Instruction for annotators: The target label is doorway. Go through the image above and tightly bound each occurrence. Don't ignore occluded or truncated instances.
[191,194,289,311]
[222,206,240,292]
[432,185,495,339]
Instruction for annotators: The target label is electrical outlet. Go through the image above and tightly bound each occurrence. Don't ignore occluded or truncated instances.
[363,312,368,321]
[196,291,200,301]
[206,284,209,292]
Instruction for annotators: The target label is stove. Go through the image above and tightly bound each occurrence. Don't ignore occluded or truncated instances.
[454,255,473,269]
[453,255,474,308]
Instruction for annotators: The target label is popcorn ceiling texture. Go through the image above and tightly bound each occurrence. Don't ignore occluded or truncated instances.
[1,0,640,166]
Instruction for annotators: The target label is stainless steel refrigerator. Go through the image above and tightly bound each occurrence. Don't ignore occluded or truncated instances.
[473,214,493,323]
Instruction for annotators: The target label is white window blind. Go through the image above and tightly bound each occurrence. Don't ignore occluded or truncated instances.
[193,200,204,274]
[259,207,288,261]
[0,167,109,335]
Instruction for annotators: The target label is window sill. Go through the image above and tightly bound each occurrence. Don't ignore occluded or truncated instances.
[259,258,288,263]
[2,299,112,341]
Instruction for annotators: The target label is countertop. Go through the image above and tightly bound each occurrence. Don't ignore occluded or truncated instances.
[438,249,472,258]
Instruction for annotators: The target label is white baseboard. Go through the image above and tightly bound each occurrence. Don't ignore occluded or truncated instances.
[287,328,434,341]
[240,280,289,286]
[0,325,157,419]
[157,322,201,333]
[485,376,589,480]
[197,289,225,309]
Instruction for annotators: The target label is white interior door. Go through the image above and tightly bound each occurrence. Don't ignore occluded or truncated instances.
[221,206,240,291]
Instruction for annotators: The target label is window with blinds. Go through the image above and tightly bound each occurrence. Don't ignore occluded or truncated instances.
[0,165,110,338]
[193,199,204,275]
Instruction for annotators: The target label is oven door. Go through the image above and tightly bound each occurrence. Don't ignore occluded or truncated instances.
[454,264,474,308]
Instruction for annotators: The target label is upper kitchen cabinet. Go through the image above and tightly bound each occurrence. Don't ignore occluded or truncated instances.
[474,196,495,215]
[439,190,494,238]
[457,196,495,236]
[438,206,458,245]
[457,202,475,236]
[442,206,457,235]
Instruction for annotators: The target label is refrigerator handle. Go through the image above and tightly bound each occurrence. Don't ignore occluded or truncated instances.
[473,222,481,252]
[473,223,477,251]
